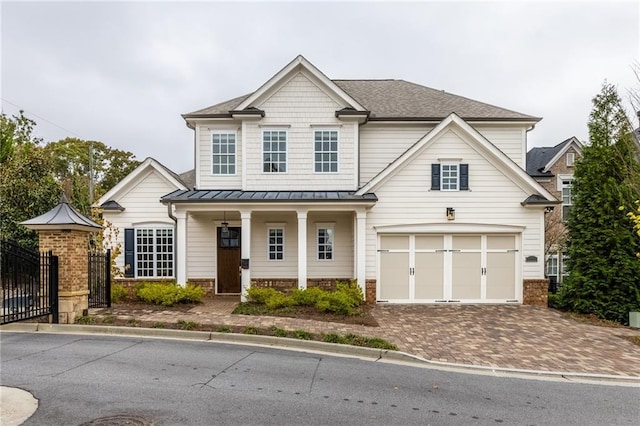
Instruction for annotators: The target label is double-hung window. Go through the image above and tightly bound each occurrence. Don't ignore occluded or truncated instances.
[431,163,469,191]
[561,178,573,220]
[314,130,338,173]
[268,228,285,260]
[317,227,334,260]
[263,130,287,173]
[212,132,236,175]
[134,228,174,277]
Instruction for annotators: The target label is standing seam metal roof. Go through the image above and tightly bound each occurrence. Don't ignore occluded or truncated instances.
[161,190,378,203]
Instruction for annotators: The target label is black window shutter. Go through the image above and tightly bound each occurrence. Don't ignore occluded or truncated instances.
[124,228,135,278]
[460,164,469,190]
[431,164,441,190]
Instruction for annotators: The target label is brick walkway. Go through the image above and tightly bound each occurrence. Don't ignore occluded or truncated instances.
[91,298,640,378]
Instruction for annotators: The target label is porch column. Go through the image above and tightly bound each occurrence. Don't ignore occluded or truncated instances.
[356,209,367,299]
[240,210,252,302]
[297,210,308,289]
[175,210,187,287]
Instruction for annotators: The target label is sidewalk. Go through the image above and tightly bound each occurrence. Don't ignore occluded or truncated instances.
[90,298,640,378]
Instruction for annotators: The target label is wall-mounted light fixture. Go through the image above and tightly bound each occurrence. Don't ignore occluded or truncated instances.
[446,207,455,221]
[221,211,229,235]
[544,207,554,214]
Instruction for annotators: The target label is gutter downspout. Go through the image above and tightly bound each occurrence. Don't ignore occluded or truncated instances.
[166,201,178,281]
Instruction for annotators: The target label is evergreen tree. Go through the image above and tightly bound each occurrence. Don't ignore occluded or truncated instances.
[558,83,640,324]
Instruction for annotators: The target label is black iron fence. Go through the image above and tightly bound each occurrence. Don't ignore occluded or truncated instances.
[1,240,58,324]
[88,249,111,308]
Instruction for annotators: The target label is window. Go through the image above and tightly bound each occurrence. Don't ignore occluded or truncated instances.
[561,179,573,220]
[317,227,334,260]
[263,130,287,172]
[431,163,469,191]
[268,228,284,260]
[546,255,558,278]
[561,254,570,281]
[566,152,575,167]
[314,130,338,172]
[212,132,236,175]
[441,164,459,191]
[135,228,174,277]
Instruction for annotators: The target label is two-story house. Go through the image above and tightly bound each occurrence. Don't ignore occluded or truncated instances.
[96,55,557,305]
[526,137,583,290]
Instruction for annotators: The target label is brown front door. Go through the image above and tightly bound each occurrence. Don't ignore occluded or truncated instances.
[217,227,241,293]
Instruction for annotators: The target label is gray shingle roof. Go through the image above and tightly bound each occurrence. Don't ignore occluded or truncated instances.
[178,169,196,189]
[183,80,539,121]
[162,190,377,203]
[526,138,573,177]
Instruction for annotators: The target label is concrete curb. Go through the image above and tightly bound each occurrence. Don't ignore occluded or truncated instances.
[2,323,639,386]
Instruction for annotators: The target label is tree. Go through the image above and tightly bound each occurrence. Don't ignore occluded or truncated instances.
[558,83,640,324]
[0,110,42,163]
[43,137,140,214]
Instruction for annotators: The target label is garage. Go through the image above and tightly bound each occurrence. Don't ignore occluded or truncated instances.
[378,234,520,303]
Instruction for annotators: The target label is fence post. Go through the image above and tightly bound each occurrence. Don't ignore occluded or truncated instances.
[49,252,59,324]
[106,249,111,307]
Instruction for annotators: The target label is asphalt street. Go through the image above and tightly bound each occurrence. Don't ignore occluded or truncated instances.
[1,332,638,425]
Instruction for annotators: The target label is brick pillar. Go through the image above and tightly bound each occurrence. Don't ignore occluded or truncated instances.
[523,279,549,307]
[38,230,92,324]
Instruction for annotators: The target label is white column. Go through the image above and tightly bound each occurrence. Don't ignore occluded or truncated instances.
[297,210,308,289]
[356,209,367,299]
[176,210,188,287]
[240,210,252,302]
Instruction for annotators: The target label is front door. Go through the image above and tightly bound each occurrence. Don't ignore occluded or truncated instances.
[217,227,241,293]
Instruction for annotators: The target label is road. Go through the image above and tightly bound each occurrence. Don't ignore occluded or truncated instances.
[1,332,638,425]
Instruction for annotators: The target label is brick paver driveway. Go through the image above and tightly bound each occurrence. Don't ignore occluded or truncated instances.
[93,300,640,378]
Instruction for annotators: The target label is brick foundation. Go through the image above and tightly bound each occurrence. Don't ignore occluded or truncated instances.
[186,278,215,294]
[365,279,377,304]
[307,278,352,291]
[523,279,549,307]
[114,277,216,296]
[251,278,298,293]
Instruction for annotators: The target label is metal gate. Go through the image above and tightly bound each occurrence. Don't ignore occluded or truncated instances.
[88,249,111,308]
[1,240,58,324]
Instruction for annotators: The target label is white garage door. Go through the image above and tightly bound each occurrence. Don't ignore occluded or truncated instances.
[379,234,518,303]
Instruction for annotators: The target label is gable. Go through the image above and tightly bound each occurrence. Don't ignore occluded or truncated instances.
[118,168,181,206]
[357,114,556,202]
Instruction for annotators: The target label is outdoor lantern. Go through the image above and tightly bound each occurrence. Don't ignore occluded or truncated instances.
[446,207,455,221]
[221,211,229,236]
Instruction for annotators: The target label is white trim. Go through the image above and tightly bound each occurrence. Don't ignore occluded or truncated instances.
[374,222,526,234]
[297,211,308,288]
[95,157,187,207]
[542,137,583,173]
[310,124,343,128]
[259,124,292,128]
[356,113,556,202]
[195,126,201,189]
[235,55,366,112]
[240,210,251,302]
[316,225,334,262]
[241,120,247,191]
[134,226,176,281]
[312,128,339,174]
[353,121,359,189]
[267,226,285,261]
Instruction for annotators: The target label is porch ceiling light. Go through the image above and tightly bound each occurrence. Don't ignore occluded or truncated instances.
[221,211,229,234]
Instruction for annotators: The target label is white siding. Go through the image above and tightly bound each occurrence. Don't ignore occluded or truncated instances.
[186,214,216,278]
[102,169,177,272]
[474,124,526,168]
[307,212,354,278]
[244,72,356,191]
[198,124,243,189]
[359,123,434,186]
[251,212,298,278]
[365,129,544,281]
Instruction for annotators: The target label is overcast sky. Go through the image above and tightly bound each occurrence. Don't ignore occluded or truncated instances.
[2,1,638,174]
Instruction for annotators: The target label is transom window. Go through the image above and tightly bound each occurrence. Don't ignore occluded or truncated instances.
[263,130,287,173]
[314,130,338,173]
[561,179,573,220]
[268,228,285,260]
[212,133,236,175]
[441,164,459,191]
[317,227,334,260]
[136,228,174,277]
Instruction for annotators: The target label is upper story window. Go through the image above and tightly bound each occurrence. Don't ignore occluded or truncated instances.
[212,132,236,175]
[263,130,287,173]
[431,163,469,191]
[561,178,573,220]
[566,152,575,167]
[314,130,338,173]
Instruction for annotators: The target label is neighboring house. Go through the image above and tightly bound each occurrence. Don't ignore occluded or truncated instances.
[526,137,583,290]
[96,55,558,305]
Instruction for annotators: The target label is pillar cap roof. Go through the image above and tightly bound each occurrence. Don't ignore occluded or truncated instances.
[21,194,103,232]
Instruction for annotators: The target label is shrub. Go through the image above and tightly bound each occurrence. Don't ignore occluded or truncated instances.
[316,291,357,315]
[216,326,232,333]
[293,330,313,340]
[111,284,128,303]
[290,287,324,306]
[243,326,259,335]
[322,333,346,344]
[75,315,95,325]
[269,326,289,337]
[151,322,166,329]
[265,292,294,310]
[335,280,364,306]
[135,282,205,306]
[247,287,279,304]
